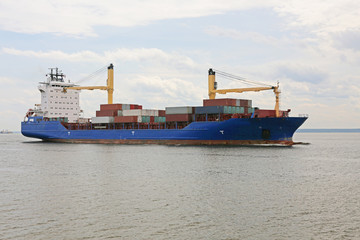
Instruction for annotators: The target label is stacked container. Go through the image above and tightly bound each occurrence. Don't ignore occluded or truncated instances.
[195,106,245,115]
[122,109,159,117]
[92,99,258,125]
[203,98,254,115]
[158,110,166,117]
[100,104,123,111]
[165,107,194,122]
[203,98,252,107]
[114,116,138,123]
[111,108,167,123]
[203,98,237,107]
[91,116,114,124]
[254,109,290,118]
[154,116,166,122]
[96,110,117,117]
[93,103,143,123]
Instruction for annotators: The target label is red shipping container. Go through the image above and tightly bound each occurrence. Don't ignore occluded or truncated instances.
[166,114,192,122]
[96,110,118,117]
[158,110,166,117]
[138,105,143,109]
[203,98,237,107]
[255,109,276,118]
[240,99,250,107]
[114,116,138,123]
[150,116,155,122]
[100,104,123,111]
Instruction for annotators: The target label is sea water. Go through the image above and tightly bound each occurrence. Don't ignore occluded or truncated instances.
[0,133,359,239]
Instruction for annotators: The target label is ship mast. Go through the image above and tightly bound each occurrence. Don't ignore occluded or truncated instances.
[47,68,66,82]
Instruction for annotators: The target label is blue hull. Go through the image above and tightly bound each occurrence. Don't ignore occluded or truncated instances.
[21,117,307,145]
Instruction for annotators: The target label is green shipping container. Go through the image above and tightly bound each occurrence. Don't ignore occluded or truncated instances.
[142,116,151,123]
[224,106,231,114]
[231,106,236,114]
[154,116,166,122]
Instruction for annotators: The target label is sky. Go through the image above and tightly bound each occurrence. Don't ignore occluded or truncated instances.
[0,0,359,130]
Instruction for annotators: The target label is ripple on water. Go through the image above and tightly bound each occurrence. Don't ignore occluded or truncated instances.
[0,133,360,239]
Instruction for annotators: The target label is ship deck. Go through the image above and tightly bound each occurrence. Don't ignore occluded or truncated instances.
[60,113,240,131]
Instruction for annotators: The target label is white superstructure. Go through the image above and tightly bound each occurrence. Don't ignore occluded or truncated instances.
[37,68,80,123]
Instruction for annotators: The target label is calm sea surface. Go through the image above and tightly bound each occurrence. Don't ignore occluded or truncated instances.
[1,133,359,240]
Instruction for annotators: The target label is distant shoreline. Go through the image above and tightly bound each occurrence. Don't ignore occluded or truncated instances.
[298,129,360,133]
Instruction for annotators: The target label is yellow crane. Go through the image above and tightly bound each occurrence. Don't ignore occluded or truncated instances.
[208,68,281,117]
[63,64,114,104]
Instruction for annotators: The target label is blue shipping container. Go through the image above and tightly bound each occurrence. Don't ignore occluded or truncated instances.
[195,106,225,114]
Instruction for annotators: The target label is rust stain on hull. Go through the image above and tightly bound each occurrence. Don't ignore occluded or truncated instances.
[44,139,295,146]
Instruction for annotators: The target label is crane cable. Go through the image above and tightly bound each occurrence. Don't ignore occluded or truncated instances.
[75,65,108,84]
[213,69,272,87]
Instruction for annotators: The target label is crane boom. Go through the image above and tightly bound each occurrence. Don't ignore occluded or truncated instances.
[208,68,281,117]
[66,86,108,91]
[64,64,114,104]
[214,86,276,94]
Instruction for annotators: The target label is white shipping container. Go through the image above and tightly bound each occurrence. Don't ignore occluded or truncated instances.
[122,104,130,110]
[165,106,193,115]
[142,109,159,116]
[91,116,114,123]
[122,109,142,116]
[78,118,90,123]
[122,109,159,116]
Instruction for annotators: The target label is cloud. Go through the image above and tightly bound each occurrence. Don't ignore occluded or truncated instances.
[1,0,359,42]
[332,29,360,51]
[0,75,39,131]
[0,76,16,85]
[2,48,99,62]
[275,1,360,33]
[1,47,198,70]
[129,75,203,104]
[276,64,327,84]
[0,0,278,37]
[204,26,279,45]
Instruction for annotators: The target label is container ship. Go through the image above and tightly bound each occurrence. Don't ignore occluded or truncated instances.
[21,64,307,145]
